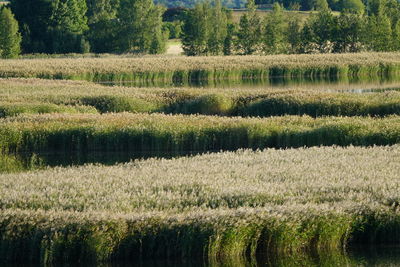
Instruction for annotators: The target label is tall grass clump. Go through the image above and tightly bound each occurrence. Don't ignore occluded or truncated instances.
[0,113,399,154]
[1,78,400,118]
[1,53,400,84]
[0,146,399,263]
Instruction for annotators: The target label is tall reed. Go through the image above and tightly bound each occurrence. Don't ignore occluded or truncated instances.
[1,53,400,84]
[0,113,399,154]
[0,146,399,263]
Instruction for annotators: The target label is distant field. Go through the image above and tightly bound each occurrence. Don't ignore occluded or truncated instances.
[166,39,183,55]
[231,9,340,23]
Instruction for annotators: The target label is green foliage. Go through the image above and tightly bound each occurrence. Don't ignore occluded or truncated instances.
[314,0,329,10]
[341,0,365,13]
[163,21,183,39]
[263,3,287,54]
[182,0,227,55]
[334,11,364,52]
[10,0,88,54]
[117,0,166,54]
[366,15,393,51]
[207,0,228,55]
[235,0,262,54]
[181,2,211,55]
[223,23,236,55]
[301,9,337,52]
[287,17,302,53]
[85,0,120,53]
[0,8,21,58]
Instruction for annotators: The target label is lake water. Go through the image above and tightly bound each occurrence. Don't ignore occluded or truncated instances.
[96,74,400,94]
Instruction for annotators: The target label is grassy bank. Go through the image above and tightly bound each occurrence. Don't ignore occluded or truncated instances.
[1,79,400,118]
[1,146,400,263]
[1,53,400,83]
[0,113,399,154]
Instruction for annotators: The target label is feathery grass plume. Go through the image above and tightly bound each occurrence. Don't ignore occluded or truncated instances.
[1,78,400,117]
[0,113,399,154]
[0,146,399,263]
[1,53,400,84]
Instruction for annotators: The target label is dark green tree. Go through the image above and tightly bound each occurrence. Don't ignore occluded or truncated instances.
[223,23,237,55]
[10,0,88,54]
[341,0,365,13]
[392,19,400,50]
[365,14,393,51]
[117,0,166,54]
[263,3,287,54]
[307,9,338,52]
[10,0,53,53]
[334,11,365,52]
[86,0,120,53]
[207,0,228,55]
[314,0,329,10]
[181,2,212,55]
[48,0,89,53]
[236,0,262,54]
[0,8,21,58]
[287,17,302,53]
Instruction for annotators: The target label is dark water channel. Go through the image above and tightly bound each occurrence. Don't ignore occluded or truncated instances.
[97,74,400,94]
[3,246,400,266]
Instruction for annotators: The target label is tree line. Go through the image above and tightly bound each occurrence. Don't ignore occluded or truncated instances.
[182,0,400,55]
[0,0,400,58]
[0,0,166,57]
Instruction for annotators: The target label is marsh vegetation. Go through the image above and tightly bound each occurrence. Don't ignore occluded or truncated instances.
[0,53,399,266]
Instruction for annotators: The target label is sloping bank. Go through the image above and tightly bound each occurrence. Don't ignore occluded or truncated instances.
[1,53,400,84]
[0,113,399,154]
[0,146,399,264]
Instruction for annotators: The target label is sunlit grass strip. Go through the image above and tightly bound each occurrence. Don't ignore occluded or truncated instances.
[0,113,399,154]
[0,102,98,117]
[1,53,400,82]
[0,146,399,263]
[1,79,400,117]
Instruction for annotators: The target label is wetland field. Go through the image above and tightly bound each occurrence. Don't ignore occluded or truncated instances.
[1,52,400,266]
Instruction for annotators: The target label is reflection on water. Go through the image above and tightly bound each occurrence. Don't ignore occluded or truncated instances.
[350,246,400,267]
[97,74,400,93]
[3,247,400,266]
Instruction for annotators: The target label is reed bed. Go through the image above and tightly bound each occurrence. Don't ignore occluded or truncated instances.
[0,113,399,154]
[1,78,400,118]
[1,53,400,83]
[0,146,400,264]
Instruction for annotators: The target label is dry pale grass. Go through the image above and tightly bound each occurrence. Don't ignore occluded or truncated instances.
[1,53,400,77]
[1,146,399,213]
